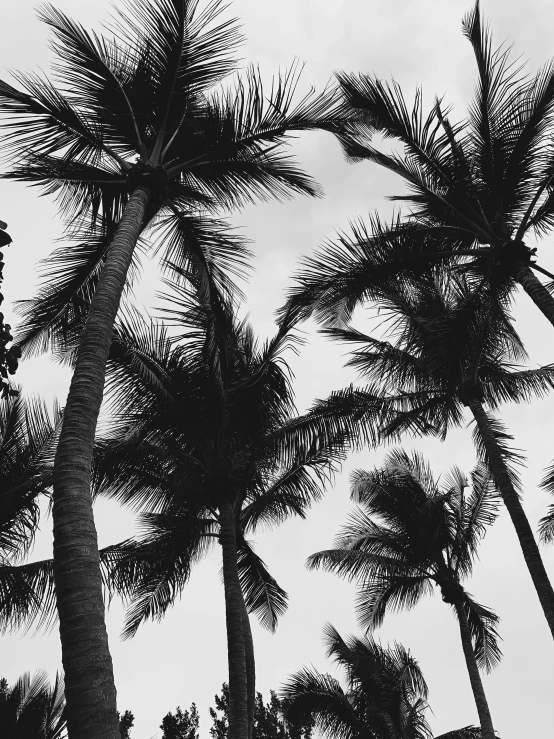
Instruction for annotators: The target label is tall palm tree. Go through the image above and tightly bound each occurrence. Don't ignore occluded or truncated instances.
[306,272,554,640]
[283,623,484,739]
[87,270,348,739]
[0,2,342,732]
[307,452,500,739]
[283,1,554,330]
[0,671,67,739]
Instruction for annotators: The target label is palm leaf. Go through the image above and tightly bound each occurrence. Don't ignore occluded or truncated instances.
[236,538,288,632]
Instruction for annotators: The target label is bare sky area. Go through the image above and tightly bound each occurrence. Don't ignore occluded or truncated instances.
[0,1,553,737]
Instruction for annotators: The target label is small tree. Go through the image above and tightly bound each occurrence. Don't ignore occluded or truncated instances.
[118,710,135,739]
[161,703,200,739]
[210,684,313,739]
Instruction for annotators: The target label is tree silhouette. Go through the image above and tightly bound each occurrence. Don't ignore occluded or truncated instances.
[308,452,500,738]
[210,683,313,739]
[92,268,347,739]
[284,1,554,332]
[295,269,554,640]
[0,1,342,730]
[161,704,199,739]
[0,671,66,739]
[283,625,484,739]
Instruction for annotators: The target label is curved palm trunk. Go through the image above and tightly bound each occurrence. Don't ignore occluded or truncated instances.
[52,184,152,738]
[453,601,496,739]
[219,501,249,739]
[468,397,554,638]
[512,262,554,329]
[240,599,256,739]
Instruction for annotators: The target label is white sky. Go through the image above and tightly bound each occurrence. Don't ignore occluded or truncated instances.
[1,1,553,737]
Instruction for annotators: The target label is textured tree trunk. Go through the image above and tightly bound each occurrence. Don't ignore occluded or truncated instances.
[52,185,152,738]
[468,397,554,638]
[512,261,554,329]
[453,601,496,739]
[219,501,249,739]
[240,599,256,739]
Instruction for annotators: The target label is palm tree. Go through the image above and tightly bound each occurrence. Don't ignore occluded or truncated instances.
[307,452,500,739]
[0,2,342,731]
[283,1,554,331]
[283,623,484,739]
[0,671,66,739]
[88,272,348,739]
[309,271,554,645]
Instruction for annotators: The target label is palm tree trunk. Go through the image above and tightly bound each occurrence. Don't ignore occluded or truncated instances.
[240,600,256,739]
[219,501,249,739]
[52,184,152,739]
[453,601,496,739]
[512,261,554,329]
[468,397,554,638]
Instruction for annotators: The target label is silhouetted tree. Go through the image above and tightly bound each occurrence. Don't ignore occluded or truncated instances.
[0,0,340,731]
[118,710,135,739]
[161,704,199,739]
[0,671,66,738]
[308,452,500,738]
[298,271,554,639]
[283,626,484,739]
[210,683,313,739]
[285,1,554,331]
[94,272,347,739]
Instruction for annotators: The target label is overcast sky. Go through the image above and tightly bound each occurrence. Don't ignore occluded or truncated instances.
[1,1,554,737]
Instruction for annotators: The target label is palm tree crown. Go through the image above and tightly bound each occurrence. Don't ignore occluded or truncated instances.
[307,450,500,738]
[2,0,341,356]
[307,451,501,671]
[94,267,347,636]
[282,623,483,739]
[283,1,554,331]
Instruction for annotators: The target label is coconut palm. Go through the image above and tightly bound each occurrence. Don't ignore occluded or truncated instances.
[294,266,554,643]
[0,671,66,739]
[283,623,484,739]
[283,1,554,331]
[0,2,342,731]
[307,452,500,738]
[87,268,348,739]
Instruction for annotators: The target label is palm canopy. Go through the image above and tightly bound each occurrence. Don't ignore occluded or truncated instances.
[307,450,502,674]
[282,623,483,739]
[0,670,66,739]
[283,1,554,328]
[316,272,554,464]
[91,272,348,638]
[1,0,343,356]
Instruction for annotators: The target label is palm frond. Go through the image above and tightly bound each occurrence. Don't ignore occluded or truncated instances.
[459,594,502,673]
[0,557,57,635]
[102,509,216,639]
[281,668,359,739]
[236,538,288,632]
[470,410,524,492]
